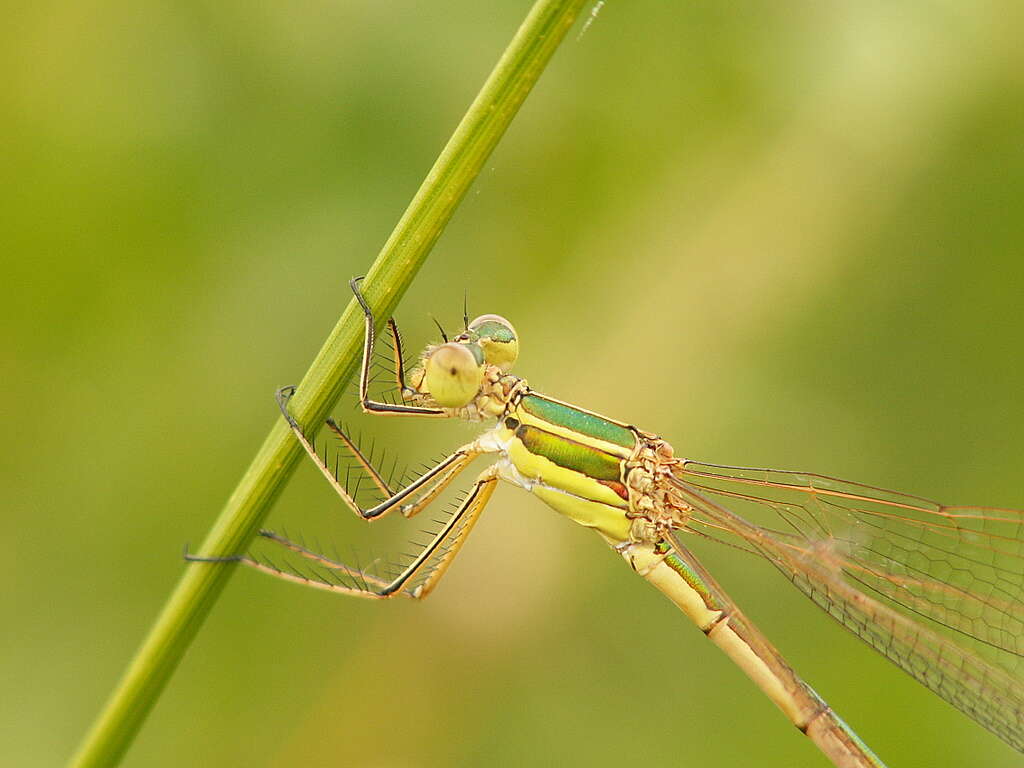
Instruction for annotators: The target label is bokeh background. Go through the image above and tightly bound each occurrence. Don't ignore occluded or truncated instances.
[4,1,1024,766]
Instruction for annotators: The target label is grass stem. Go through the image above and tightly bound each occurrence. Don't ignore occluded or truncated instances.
[69,2,587,765]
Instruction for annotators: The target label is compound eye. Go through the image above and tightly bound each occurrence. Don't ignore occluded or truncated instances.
[467,314,518,372]
[424,343,484,407]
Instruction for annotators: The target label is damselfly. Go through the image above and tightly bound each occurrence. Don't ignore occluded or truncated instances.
[189,278,1024,768]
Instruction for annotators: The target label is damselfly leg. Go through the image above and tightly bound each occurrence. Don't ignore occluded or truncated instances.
[186,280,504,598]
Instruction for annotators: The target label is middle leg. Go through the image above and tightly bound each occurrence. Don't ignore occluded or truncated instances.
[276,385,488,520]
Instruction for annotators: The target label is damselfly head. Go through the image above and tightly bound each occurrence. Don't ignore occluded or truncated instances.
[456,314,518,372]
[423,342,485,407]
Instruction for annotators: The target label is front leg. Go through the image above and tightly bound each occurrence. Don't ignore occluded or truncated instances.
[350,276,445,417]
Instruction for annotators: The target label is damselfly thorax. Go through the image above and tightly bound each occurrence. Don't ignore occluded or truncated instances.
[425,360,694,546]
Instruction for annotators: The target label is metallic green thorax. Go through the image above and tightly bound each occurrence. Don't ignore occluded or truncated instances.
[519,394,636,449]
[495,389,639,541]
[514,424,623,483]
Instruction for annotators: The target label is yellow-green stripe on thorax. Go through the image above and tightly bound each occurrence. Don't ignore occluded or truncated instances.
[497,390,639,542]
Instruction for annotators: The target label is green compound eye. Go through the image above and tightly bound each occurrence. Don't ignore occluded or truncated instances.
[424,342,485,407]
[467,314,518,372]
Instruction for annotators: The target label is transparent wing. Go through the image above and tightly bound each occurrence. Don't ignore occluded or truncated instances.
[670,461,1024,751]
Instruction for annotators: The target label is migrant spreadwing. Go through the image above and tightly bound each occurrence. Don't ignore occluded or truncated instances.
[188,277,1024,767]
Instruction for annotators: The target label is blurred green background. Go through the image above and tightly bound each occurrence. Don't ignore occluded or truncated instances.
[4,1,1024,766]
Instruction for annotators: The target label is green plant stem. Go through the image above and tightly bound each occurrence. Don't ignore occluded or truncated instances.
[69,2,587,766]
